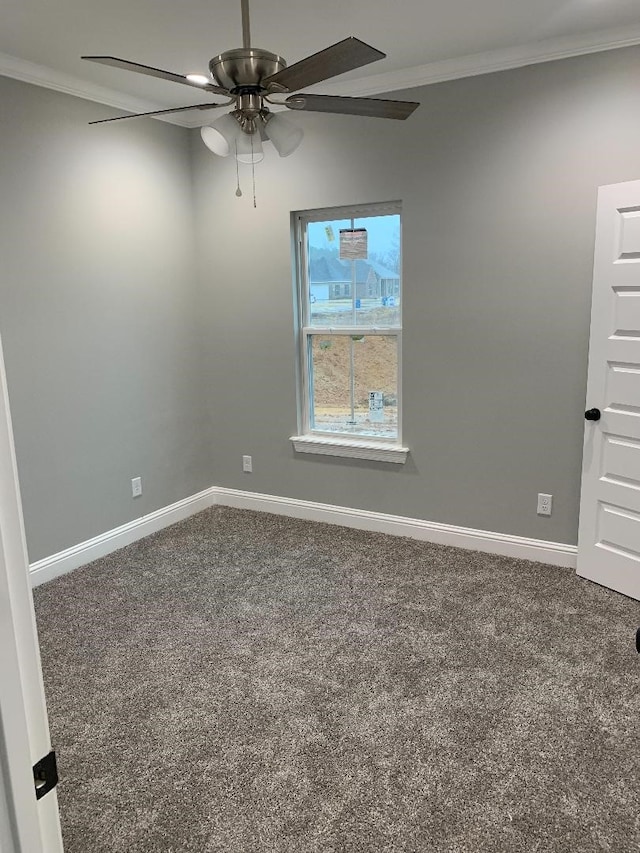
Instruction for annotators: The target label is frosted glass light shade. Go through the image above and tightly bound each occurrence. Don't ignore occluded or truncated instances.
[264,113,304,157]
[235,129,264,164]
[200,113,242,157]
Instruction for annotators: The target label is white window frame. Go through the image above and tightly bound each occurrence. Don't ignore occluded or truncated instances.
[290,201,409,464]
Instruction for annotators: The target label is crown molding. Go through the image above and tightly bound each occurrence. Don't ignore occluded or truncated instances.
[3,23,640,129]
[313,23,640,98]
[0,51,188,126]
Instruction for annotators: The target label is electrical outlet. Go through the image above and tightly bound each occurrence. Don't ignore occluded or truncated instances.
[537,493,552,516]
[131,476,143,498]
[242,455,252,473]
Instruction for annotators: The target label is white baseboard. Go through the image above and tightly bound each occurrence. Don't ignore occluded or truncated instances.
[213,487,578,569]
[29,487,217,587]
[29,484,577,585]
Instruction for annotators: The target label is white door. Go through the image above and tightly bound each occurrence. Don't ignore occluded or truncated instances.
[578,179,640,601]
[0,333,64,852]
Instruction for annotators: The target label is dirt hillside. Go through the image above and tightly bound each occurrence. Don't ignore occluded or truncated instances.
[312,335,397,408]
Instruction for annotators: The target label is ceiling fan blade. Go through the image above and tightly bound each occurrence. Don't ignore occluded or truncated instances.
[285,93,419,120]
[263,37,385,93]
[82,56,230,96]
[88,102,231,125]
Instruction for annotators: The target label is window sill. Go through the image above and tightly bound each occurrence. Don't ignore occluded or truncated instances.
[290,435,409,464]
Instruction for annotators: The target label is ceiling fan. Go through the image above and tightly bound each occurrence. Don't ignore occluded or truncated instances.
[82,0,420,165]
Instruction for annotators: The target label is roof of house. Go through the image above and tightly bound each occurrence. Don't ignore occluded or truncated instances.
[309,251,398,284]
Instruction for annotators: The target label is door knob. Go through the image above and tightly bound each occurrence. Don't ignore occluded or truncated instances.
[585,408,601,421]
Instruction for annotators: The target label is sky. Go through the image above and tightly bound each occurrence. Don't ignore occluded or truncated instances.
[308,214,400,258]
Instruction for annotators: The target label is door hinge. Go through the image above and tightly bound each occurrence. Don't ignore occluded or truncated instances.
[33,750,58,800]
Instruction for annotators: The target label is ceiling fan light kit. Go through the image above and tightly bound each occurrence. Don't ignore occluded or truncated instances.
[235,123,263,164]
[82,0,420,197]
[200,108,302,162]
[263,113,304,158]
[200,112,244,157]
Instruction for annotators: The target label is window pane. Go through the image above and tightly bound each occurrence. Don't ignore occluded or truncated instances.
[353,214,401,326]
[307,213,401,328]
[307,218,352,326]
[309,334,398,438]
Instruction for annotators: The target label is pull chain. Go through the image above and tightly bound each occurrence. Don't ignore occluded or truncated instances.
[234,140,242,197]
[250,133,257,208]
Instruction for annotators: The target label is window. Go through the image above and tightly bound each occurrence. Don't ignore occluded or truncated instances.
[291,202,408,463]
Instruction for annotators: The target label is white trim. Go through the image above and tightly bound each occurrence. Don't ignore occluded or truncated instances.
[315,25,640,98]
[294,203,404,454]
[301,326,400,336]
[290,435,409,463]
[0,51,188,126]
[3,25,640,128]
[297,201,403,224]
[213,487,577,569]
[27,484,577,586]
[29,487,216,587]
[0,333,63,851]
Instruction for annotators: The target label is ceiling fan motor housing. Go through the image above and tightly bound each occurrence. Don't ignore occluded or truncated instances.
[209,48,286,92]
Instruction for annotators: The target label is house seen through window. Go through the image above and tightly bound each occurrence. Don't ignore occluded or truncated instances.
[293,202,403,455]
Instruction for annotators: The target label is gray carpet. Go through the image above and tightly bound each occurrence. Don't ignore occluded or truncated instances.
[33,506,640,852]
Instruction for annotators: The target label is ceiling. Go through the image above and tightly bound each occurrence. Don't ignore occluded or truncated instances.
[3,0,640,125]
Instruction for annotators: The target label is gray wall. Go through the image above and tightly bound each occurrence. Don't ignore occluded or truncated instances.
[2,46,640,562]
[193,46,640,546]
[0,77,211,562]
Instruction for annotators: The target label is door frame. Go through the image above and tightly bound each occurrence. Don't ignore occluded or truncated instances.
[0,332,64,852]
